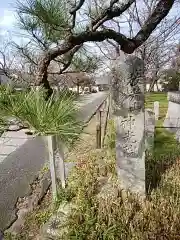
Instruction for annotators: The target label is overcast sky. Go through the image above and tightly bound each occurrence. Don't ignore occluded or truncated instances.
[0,0,16,34]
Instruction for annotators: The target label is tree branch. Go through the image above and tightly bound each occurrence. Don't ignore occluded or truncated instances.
[71,12,77,29]
[134,0,142,28]
[36,0,176,94]
[0,51,17,81]
[14,43,38,66]
[71,29,134,53]
[69,0,86,14]
[95,42,117,60]
[133,0,175,46]
[92,0,135,30]
[57,44,82,74]
[69,0,86,29]
[0,50,7,69]
[48,70,87,75]
[107,39,120,56]
[30,29,48,50]
[110,0,119,9]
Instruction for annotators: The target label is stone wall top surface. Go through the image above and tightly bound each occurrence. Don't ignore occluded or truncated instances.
[168,91,180,103]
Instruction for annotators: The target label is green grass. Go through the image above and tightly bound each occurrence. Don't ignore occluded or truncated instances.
[145,92,180,155]
[154,128,179,155]
[145,92,167,104]
[145,92,168,123]
[146,127,180,192]
[145,92,180,191]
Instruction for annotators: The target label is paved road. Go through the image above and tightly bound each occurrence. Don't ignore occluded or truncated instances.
[0,92,107,231]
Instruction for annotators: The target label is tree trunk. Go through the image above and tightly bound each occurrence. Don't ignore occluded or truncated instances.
[89,85,92,93]
[36,56,53,98]
[148,71,159,92]
[156,81,159,91]
[81,86,85,92]
[77,84,80,94]
[148,80,155,92]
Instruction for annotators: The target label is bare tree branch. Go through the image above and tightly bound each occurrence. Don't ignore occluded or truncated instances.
[57,44,82,74]
[107,39,120,56]
[71,12,77,29]
[36,0,175,93]
[92,0,135,30]
[134,0,142,28]
[30,29,48,50]
[14,0,175,96]
[13,42,38,66]
[134,0,175,45]
[0,50,7,69]
[110,0,119,9]
[69,0,86,28]
[95,42,116,60]
[69,0,86,14]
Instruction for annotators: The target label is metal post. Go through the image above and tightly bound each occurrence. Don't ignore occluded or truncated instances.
[96,124,101,149]
[102,99,110,147]
[109,93,112,119]
[56,136,66,189]
[47,135,57,201]
[96,109,102,148]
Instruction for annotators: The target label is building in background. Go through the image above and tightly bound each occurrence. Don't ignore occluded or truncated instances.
[95,72,110,91]
[145,78,163,92]
[48,72,96,94]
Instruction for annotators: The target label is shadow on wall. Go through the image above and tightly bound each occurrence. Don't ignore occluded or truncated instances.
[145,128,180,193]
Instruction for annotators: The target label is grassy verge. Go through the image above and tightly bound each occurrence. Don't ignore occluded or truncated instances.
[52,93,180,239]
[145,92,168,124]
[145,92,180,191]
[54,117,180,239]
[6,93,180,239]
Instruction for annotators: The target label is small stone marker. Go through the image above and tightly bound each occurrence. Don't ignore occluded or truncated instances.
[145,109,155,150]
[111,53,146,196]
[154,101,159,120]
[164,92,180,141]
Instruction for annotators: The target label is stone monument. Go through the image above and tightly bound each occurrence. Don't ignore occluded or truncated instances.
[164,91,180,141]
[111,53,146,195]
